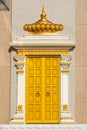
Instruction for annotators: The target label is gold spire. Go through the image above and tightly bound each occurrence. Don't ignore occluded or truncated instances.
[40,6,47,19]
[23,6,64,35]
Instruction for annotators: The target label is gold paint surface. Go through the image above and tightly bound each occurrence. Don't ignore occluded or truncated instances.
[62,104,68,110]
[16,69,24,73]
[61,69,69,73]
[23,6,64,35]
[17,105,23,111]
[15,62,24,65]
[17,49,69,56]
[25,56,60,123]
[61,62,70,65]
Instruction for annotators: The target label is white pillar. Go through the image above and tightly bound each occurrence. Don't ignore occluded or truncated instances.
[17,72,25,106]
[14,55,25,111]
[61,55,71,111]
[62,72,69,105]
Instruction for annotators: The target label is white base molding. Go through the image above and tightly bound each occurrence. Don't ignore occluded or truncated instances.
[10,110,75,124]
[61,110,75,124]
[10,110,24,124]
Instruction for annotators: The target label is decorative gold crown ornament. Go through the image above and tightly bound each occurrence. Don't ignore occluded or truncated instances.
[23,6,64,35]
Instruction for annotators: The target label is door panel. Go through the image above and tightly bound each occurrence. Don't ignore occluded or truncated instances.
[26,57,60,123]
[26,58,42,123]
[44,58,60,123]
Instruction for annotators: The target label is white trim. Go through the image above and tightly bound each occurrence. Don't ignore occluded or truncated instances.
[62,72,69,105]
[10,35,75,48]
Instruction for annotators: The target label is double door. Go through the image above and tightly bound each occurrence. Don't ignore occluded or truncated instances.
[26,56,60,123]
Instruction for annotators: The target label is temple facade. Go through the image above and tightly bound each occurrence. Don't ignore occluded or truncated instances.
[0,0,87,124]
[9,7,75,124]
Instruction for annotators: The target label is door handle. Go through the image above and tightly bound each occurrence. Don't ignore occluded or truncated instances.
[36,92,40,97]
[46,92,50,97]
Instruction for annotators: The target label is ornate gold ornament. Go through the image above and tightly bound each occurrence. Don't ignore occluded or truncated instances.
[23,6,64,35]
[17,105,23,111]
[61,69,69,73]
[17,49,69,56]
[62,104,68,110]
[16,69,24,73]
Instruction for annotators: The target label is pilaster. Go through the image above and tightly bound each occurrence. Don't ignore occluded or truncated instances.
[60,55,75,123]
[61,55,71,110]
[10,55,25,124]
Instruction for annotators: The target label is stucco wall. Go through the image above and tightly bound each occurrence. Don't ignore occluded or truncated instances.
[0,13,11,123]
[0,0,11,124]
[12,0,75,41]
[75,0,87,123]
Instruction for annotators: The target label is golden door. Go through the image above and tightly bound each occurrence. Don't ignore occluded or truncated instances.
[26,56,60,123]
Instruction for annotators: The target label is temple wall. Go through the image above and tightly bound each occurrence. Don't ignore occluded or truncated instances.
[75,0,87,123]
[0,4,11,123]
[12,0,75,41]
[0,0,87,124]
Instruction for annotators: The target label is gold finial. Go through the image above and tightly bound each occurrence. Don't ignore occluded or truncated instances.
[40,6,47,19]
[42,6,45,13]
[42,5,45,14]
[23,6,64,35]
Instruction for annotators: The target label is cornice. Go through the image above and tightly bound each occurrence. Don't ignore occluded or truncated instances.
[10,35,75,50]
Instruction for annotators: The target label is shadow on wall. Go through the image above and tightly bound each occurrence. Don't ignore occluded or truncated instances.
[0,0,9,11]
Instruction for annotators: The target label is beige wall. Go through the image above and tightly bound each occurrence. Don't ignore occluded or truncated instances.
[0,5,11,123]
[76,0,87,123]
